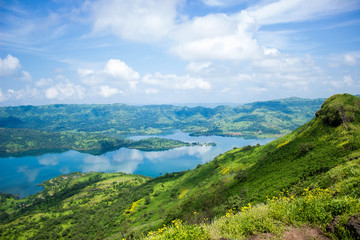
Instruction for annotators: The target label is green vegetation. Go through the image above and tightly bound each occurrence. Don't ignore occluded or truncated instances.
[0,128,202,157]
[0,128,129,156]
[0,97,324,138]
[126,137,209,151]
[0,97,323,156]
[1,94,359,239]
[146,187,359,239]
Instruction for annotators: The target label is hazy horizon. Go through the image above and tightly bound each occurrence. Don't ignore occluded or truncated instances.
[0,94,332,108]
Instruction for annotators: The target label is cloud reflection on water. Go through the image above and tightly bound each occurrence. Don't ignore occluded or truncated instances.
[38,155,59,166]
[79,146,213,174]
[81,149,145,174]
[17,166,39,182]
[143,146,211,163]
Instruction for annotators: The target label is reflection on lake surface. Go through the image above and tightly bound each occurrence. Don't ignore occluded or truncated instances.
[0,131,274,198]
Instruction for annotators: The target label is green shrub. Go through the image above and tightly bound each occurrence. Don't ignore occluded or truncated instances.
[145,219,210,240]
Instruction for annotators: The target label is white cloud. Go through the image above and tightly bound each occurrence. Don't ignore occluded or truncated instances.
[104,59,140,80]
[343,75,353,85]
[0,54,33,83]
[0,54,21,77]
[77,68,98,85]
[175,77,211,90]
[45,79,86,100]
[36,78,53,87]
[169,0,360,62]
[78,59,140,90]
[90,0,181,42]
[248,0,360,25]
[185,62,212,73]
[14,87,41,100]
[143,73,211,90]
[344,54,357,65]
[252,53,318,75]
[99,85,123,98]
[128,81,138,90]
[171,11,262,60]
[263,47,279,56]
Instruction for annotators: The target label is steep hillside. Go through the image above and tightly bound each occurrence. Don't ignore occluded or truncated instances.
[1,94,359,239]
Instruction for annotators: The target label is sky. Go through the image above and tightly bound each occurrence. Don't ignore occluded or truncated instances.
[0,0,360,106]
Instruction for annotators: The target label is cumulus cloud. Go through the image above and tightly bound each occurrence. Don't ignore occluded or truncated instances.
[45,79,85,100]
[12,87,41,100]
[104,59,140,80]
[171,11,262,60]
[143,73,211,90]
[90,0,181,42]
[0,55,33,83]
[99,85,123,98]
[0,54,21,77]
[78,59,140,90]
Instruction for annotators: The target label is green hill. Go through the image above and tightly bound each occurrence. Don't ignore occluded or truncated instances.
[0,97,324,138]
[1,94,359,239]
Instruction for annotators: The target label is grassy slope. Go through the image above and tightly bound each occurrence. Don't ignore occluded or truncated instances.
[0,94,359,239]
[140,93,360,239]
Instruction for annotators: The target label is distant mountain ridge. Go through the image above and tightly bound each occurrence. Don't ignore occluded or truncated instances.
[0,96,325,138]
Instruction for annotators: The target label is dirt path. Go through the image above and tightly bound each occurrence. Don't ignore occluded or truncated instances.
[246,226,330,240]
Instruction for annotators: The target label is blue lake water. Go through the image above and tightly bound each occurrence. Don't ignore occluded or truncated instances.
[0,131,274,198]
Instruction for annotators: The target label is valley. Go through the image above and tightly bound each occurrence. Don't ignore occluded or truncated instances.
[0,94,359,239]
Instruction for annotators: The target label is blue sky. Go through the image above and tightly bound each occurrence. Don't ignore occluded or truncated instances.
[0,0,359,106]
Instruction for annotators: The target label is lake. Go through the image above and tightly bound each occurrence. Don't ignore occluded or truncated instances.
[0,131,274,198]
